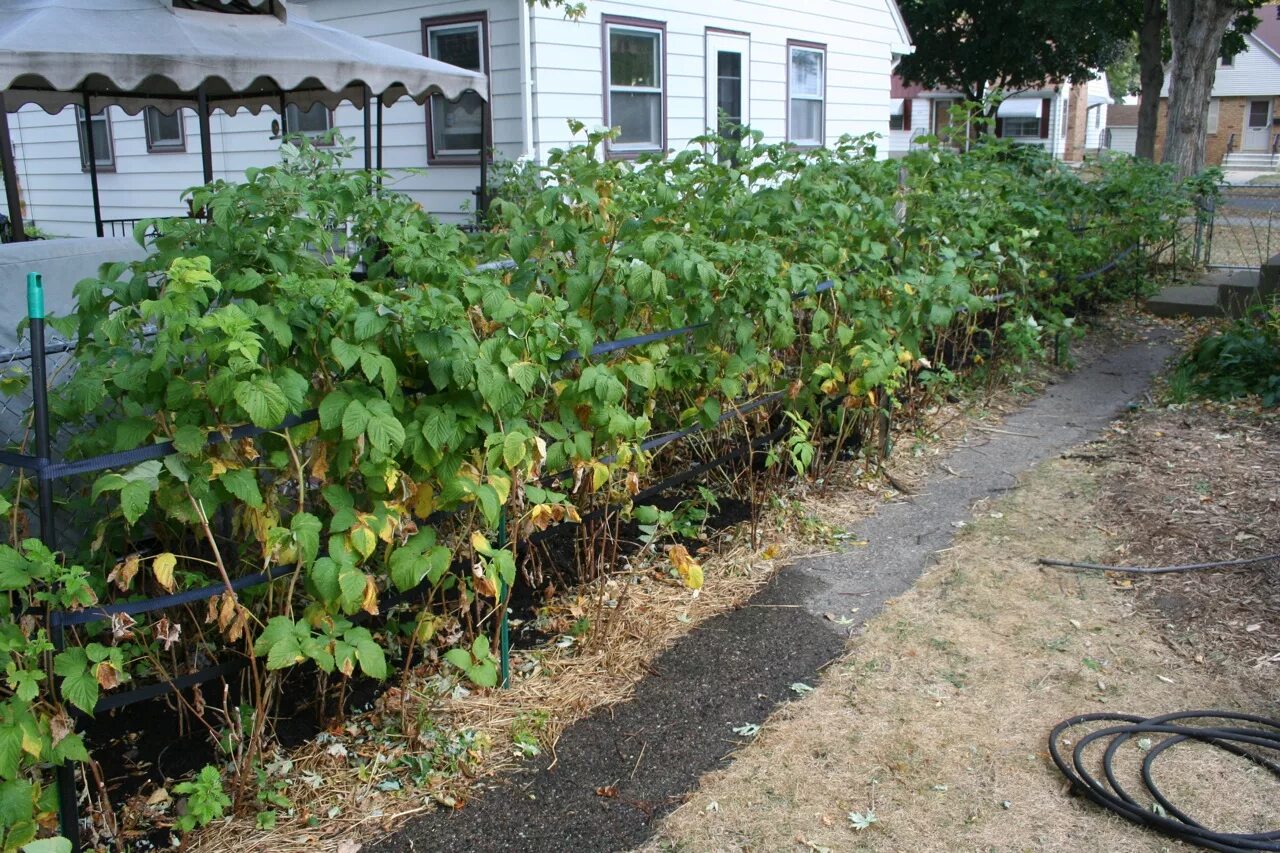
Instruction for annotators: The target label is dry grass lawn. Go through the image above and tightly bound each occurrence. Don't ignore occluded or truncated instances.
[644,407,1278,852]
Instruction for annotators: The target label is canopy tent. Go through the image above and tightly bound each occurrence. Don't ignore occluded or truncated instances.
[0,0,491,241]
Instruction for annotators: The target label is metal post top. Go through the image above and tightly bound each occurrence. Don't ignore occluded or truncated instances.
[26,270,44,319]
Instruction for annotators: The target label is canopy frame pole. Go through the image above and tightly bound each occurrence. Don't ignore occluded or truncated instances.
[82,92,103,238]
[0,93,27,242]
[279,94,288,135]
[477,93,489,226]
[376,99,384,181]
[197,85,214,186]
[363,85,373,174]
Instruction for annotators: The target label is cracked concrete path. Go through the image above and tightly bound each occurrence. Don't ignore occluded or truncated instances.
[799,331,1179,623]
[374,331,1178,853]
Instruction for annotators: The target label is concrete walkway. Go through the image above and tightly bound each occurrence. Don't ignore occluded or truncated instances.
[373,331,1178,853]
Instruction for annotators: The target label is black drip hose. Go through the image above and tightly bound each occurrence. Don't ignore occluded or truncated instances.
[1048,711,1280,852]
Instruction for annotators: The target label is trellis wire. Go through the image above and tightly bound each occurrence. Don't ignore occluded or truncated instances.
[3,238,1138,847]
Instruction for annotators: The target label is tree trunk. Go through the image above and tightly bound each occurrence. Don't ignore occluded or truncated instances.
[1164,0,1239,177]
[1134,0,1164,160]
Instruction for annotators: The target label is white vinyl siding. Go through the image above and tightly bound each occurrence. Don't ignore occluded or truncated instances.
[529,0,905,160]
[1,0,910,234]
[1164,32,1280,97]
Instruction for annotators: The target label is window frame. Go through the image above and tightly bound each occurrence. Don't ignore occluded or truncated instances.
[283,102,335,146]
[1208,98,1221,135]
[786,40,827,148]
[75,106,115,172]
[421,12,492,166]
[144,106,187,153]
[1000,115,1041,138]
[602,14,668,159]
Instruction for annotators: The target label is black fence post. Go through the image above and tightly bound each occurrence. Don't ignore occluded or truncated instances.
[28,271,80,851]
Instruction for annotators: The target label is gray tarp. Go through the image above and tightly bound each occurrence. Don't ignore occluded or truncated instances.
[0,0,488,115]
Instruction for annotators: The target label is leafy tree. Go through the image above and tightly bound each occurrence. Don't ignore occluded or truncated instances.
[895,0,1136,107]
[1163,0,1263,176]
[1105,37,1141,101]
[1133,0,1258,162]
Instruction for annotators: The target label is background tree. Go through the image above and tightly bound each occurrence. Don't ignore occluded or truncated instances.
[1134,1,1257,162]
[895,0,1136,107]
[1163,0,1263,176]
[1106,37,1141,102]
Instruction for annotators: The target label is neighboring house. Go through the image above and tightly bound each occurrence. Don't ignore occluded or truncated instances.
[1150,2,1280,171]
[3,0,912,235]
[888,73,1110,161]
[1105,104,1139,156]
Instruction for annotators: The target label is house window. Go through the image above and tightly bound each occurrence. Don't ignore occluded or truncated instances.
[1002,116,1040,137]
[144,107,185,152]
[423,14,489,162]
[284,102,333,141]
[1208,99,1220,134]
[604,16,666,154]
[889,113,905,131]
[76,106,114,171]
[787,41,825,146]
[1221,51,1234,68]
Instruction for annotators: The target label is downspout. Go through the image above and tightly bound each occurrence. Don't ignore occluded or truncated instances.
[519,0,535,160]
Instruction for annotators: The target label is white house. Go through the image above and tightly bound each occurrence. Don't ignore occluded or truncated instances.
[3,0,912,235]
[888,73,1110,160]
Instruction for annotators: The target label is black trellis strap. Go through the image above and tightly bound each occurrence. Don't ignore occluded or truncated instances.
[0,449,41,472]
[1075,244,1139,283]
[55,563,295,628]
[93,659,242,715]
[2,408,321,483]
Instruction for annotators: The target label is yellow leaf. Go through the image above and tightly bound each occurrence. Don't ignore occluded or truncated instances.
[21,724,42,759]
[591,461,610,492]
[470,530,493,556]
[565,505,582,524]
[310,443,330,481]
[412,482,436,518]
[361,575,380,616]
[898,350,914,365]
[208,458,227,477]
[349,521,377,560]
[489,472,512,506]
[528,504,556,531]
[472,565,498,599]
[152,552,177,592]
[667,544,704,590]
[383,465,400,494]
[109,553,140,592]
[96,661,122,691]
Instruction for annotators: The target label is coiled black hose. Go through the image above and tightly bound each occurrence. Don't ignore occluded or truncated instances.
[1048,711,1280,852]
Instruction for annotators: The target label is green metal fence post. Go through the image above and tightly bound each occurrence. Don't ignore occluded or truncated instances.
[496,511,511,688]
[30,271,81,851]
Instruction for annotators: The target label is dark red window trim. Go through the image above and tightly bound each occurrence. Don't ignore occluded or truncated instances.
[1039,97,1051,139]
[602,14,668,160]
[902,99,912,132]
[421,12,492,166]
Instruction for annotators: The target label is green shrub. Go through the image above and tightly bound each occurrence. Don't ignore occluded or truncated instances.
[1170,298,1280,406]
[0,125,1193,842]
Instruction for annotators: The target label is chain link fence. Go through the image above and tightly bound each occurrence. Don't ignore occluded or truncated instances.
[1196,183,1280,269]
